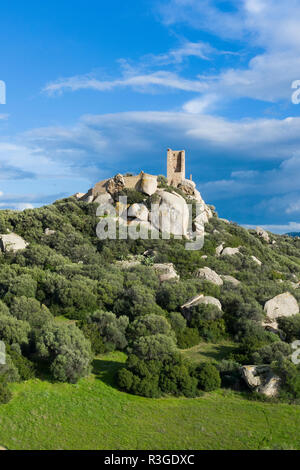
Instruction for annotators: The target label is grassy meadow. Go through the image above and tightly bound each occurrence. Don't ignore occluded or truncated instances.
[0,351,299,450]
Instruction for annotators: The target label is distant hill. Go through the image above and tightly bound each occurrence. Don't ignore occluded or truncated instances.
[285,232,300,237]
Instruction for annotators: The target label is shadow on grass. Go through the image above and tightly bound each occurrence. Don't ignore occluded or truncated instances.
[199,344,236,362]
[92,358,125,389]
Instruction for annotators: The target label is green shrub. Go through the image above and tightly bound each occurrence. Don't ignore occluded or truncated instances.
[277,315,300,342]
[36,323,92,383]
[81,324,106,355]
[0,379,12,404]
[195,363,221,392]
[176,327,201,349]
[116,189,145,205]
[118,352,197,398]
[7,347,36,380]
[276,358,300,400]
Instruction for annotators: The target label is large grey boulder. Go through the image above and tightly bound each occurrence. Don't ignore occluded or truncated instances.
[141,174,157,196]
[150,190,189,238]
[263,292,299,329]
[193,189,213,219]
[256,226,270,243]
[94,193,115,216]
[82,194,94,203]
[195,267,223,286]
[178,179,196,196]
[153,263,179,282]
[221,275,241,287]
[221,247,240,257]
[94,192,113,205]
[107,173,125,194]
[216,243,224,256]
[0,233,28,253]
[251,255,262,266]
[241,365,262,389]
[241,365,281,397]
[258,375,281,397]
[127,203,149,221]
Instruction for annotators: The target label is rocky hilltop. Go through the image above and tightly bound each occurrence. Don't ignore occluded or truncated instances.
[74,171,213,240]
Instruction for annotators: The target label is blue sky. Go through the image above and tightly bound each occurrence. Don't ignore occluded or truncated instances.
[2,0,300,232]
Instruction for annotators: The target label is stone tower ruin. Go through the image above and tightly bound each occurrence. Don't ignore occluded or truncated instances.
[167,148,185,187]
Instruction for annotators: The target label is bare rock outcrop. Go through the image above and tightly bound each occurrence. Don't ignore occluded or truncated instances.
[216,243,224,256]
[195,267,223,286]
[127,203,149,221]
[107,173,125,195]
[221,247,240,257]
[256,226,270,243]
[0,233,28,253]
[241,365,281,397]
[141,173,157,196]
[150,190,189,238]
[153,263,179,282]
[263,292,299,329]
[251,255,262,266]
[221,275,241,286]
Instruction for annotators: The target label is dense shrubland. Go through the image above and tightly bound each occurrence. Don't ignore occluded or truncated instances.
[0,196,299,402]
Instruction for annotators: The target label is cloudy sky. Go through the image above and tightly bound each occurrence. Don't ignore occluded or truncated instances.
[1,0,300,232]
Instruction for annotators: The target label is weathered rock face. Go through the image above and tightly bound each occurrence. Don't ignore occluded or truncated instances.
[195,267,223,286]
[263,292,299,329]
[141,173,157,196]
[181,294,222,321]
[94,192,113,205]
[256,226,270,243]
[251,255,262,266]
[216,243,224,256]
[221,275,241,286]
[241,365,281,397]
[153,263,179,282]
[82,194,94,203]
[94,193,115,216]
[79,170,213,240]
[258,375,281,397]
[221,247,240,257]
[0,233,28,253]
[127,203,149,221]
[107,174,125,195]
[178,179,196,196]
[193,189,213,220]
[241,365,262,389]
[150,190,189,238]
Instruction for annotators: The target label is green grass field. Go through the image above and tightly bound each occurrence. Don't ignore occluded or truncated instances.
[0,351,299,450]
[181,340,237,364]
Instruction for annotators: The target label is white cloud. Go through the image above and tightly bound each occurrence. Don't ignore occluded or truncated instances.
[245,221,300,234]
[142,40,212,65]
[43,70,208,96]
[158,1,300,107]
[1,109,300,213]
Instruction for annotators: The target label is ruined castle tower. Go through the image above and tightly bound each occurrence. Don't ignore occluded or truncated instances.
[167,148,185,187]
